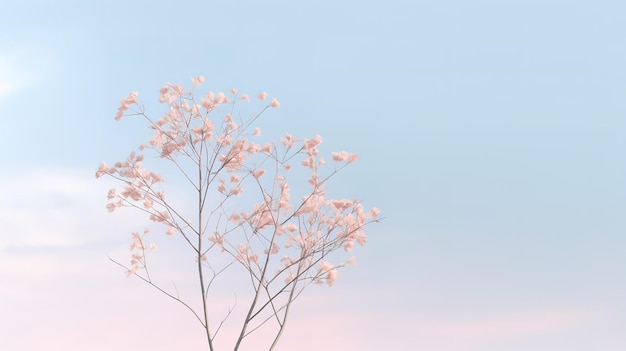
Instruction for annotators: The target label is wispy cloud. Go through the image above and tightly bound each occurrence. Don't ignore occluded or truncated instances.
[0,39,62,101]
[0,49,38,100]
[0,167,140,249]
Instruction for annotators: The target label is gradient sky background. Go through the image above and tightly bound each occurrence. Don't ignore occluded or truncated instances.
[1,0,625,350]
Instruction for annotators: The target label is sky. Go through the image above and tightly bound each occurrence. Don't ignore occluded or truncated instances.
[1,0,625,350]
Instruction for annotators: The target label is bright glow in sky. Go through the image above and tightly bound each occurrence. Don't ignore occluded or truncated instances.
[1,0,625,350]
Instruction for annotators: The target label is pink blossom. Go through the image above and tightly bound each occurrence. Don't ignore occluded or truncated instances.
[253,127,261,136]
[231,186,243,195]
[150,172,164,183]
[191,75,205,87]
[270,98,280,108]
[356,233,367,245]
[252,169,265,179]
[121,186,142,201]
[347,153,359,163]
[318,261,338,286]
[201,91,215,109]
[149,211,169,223]
[107,188,117,200]
[115,92,138,121]
[231,88,238,95]
[130,232,144,250]
[281,133,294,147]
[240,94,251,101]
[368,207,381,218]
[331,151,346,162]
[264,242,280,255]
[208,232,226,251]
[96,162,107,178]
[326,269,338,286]
[166,227,176,235]
[215,92,228,104]
[258,92,267,101]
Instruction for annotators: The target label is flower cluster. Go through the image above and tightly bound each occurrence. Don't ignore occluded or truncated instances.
[96,75,379,350]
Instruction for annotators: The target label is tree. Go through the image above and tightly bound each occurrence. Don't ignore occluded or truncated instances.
[96,76,380,350]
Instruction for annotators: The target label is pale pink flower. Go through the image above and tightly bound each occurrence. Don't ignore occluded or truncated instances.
[231,186,243,195]
[230,174,240,183]
[201,91,215,109]
[143,198,153,209]
[281,256,293,267]
[253,127,261,136]
[231,88,238,95]
[96,162,107,178]
[107,188,117,200]
[368,207,381,218]
[344,241,354,252]
[279,183,291,208]
[265,242,280,255]
[130,232,144,250]
[258,92,267,101]
[128,91,138,103]
[241,94,251,101]
[115,92,138,121]
[208,232,226,251]
[270,98,280,108]
[347,153,359,163]
[331,151,348,162]
[301,157,315,169]
[150,172,164,183]
[215,92,228,104]
[356,233,367,245]
[166,227,176,235]
[121,186,142,201]
[283,271,294,284]
[319,260,333,273]
[326,269,338,286]
[252,169,265,179]
[149,211,169,223]
[250,253,259,263]
[191,75,205,87]
[281,133,293,147]
[106,203,116,212]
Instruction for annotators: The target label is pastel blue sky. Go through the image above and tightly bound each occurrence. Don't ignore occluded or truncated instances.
[1,0,625,350]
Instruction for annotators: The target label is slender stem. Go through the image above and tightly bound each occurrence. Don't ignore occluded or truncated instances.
[197,142,214,351]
